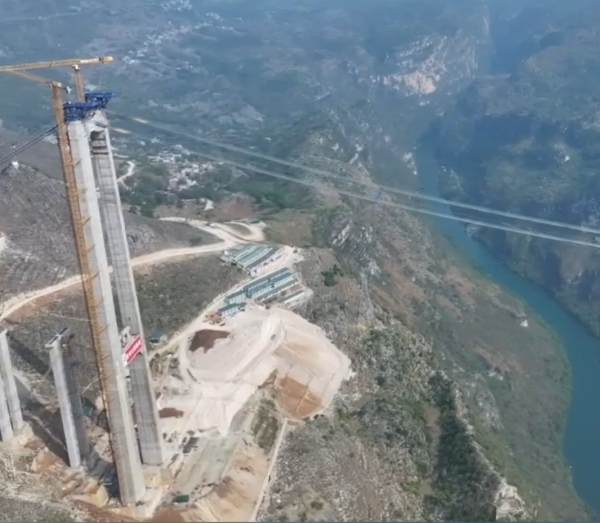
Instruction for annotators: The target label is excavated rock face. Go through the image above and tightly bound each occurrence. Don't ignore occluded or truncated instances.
[323,214,380,277]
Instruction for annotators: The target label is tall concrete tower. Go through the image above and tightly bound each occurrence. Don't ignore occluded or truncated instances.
[0,372,13,441]
[64,103,145,504]
[85,96,164,466]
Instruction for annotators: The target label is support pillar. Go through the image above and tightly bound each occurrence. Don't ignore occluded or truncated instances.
[67,119,145,504]
[90,111,164,467]
[46,328,81,468]
[0,330,24,432]
[0,370,13,441]
[62,334,90,459]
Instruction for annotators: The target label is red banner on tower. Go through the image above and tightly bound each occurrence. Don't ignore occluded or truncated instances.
[123,335,142,365]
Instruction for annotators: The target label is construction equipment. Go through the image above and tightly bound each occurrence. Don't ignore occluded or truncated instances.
[0,56,113,72]
[0,56,113,100]
[72,65,84,100]
[0,59,147,506]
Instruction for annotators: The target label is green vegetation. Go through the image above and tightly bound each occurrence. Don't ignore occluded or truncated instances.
[136,256,240,338]
[176,184,220,202]
[120,162,172,218]
[222,113,327,212]
[393,508,405,519]
[310,500,324,511]
[310,195,588,519]
[321,264,344,286]
[229,174,313,212]
[125,112,325,217]
[345,326,502,521]
[425,374,498,522]
[407,233,586,520]
[344,327,429,445]
[425,6,600,341]
[252,398,280,452]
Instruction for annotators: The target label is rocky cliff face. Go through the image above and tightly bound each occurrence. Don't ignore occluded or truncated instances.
[425,2,600,335]
[251,111,584,520]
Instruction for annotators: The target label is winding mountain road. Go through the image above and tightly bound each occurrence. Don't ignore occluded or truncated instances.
[117,161,136,185]
[0,220,264,321]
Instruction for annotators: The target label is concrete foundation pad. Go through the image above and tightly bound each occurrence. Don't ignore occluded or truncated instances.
[109,485,166,520]
[0,422,33,449]
[144,465,173,488]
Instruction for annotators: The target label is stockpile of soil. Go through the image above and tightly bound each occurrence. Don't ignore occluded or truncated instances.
[189,329,230,353]
[159,407,184,419]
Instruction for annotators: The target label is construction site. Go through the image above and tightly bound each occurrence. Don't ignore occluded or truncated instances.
[220,243,285,276]
[0,57,351,521]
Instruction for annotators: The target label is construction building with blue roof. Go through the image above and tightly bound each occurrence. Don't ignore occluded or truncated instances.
[222,267,301,313]
[220,244,283,275]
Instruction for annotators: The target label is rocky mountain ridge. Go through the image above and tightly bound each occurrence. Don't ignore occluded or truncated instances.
[250,112,583,520]
[425,2,600,336]
[0,163,212,304]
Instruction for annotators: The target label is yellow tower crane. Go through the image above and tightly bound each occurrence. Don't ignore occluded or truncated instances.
[0,60,130,496]
[2,70,101,356]
[0,56,113,99]
[0,62,116,378]
[0,59,150,506]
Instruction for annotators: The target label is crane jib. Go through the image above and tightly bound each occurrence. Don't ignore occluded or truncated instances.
[0,56,114,72]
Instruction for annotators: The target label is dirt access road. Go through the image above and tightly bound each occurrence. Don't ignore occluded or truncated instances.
[160,217,265,244]
[117,161,136,185]
[0,220,263,321]
[150,219,270,366]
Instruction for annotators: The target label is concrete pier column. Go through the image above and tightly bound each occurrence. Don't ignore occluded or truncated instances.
[62,336,90,460]
[0,370,14,441]
[46,328,81,469]
[0,330,24,432]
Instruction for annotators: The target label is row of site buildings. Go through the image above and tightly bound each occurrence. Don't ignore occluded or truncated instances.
[220,244,284,277]
[216,244,307,318]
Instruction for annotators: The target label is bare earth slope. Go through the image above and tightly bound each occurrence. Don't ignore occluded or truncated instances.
[0,164,213,302]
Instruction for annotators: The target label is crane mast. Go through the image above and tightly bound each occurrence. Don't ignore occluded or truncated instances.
[0,57,161,506]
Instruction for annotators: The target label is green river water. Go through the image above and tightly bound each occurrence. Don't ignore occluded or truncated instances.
[417,151,600,518]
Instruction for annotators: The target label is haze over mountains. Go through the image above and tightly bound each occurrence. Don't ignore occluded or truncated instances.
[0,0,599,521]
